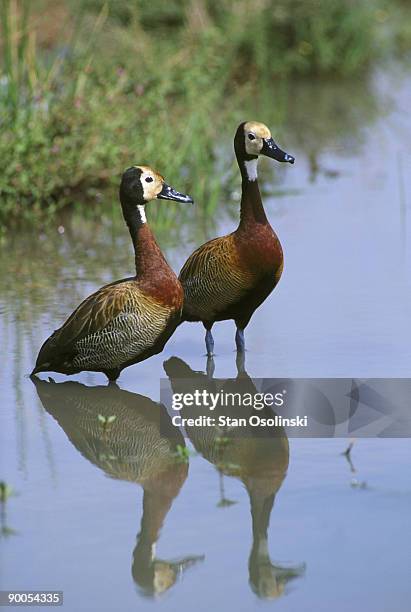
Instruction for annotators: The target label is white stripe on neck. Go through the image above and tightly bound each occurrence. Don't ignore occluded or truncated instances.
[137,205,147,224]
[244,159,258,181]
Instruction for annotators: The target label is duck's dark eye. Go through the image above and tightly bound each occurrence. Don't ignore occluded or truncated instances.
[145,177,154,183]
[248,133,256,141]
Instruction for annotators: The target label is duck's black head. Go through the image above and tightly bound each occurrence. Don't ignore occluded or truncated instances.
[119,165,194,225]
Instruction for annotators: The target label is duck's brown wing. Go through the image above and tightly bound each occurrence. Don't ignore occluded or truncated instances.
[179,235,254,321]
[34,279,136,370]
[58,280,134,344]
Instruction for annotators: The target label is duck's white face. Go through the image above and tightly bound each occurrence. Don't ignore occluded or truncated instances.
[244,121,272,156]
[120,166,193,225]
[153,563,177,594]
[135,165,165,202]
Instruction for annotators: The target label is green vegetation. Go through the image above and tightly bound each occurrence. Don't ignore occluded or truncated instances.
[0,0,410,229]
[0,480,15,503]
[174,444,193,463]
[0,481,18,538]
[97,413,117,430]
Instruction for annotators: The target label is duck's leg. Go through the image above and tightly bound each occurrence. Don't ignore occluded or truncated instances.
[236,350,246,375]
[105,368,121,383]
[206,355,215,379]
[235,327,245,353]
[203,322,214,357]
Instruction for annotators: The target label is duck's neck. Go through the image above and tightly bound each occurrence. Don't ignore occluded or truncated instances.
[124,205,168,277]
[137,489,173,549]
[237,155,269,229]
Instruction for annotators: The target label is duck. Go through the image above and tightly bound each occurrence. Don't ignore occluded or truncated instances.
[179,121,294,356]
[31,166,193,382]
[163,355,305,599]
[32,377,204,597]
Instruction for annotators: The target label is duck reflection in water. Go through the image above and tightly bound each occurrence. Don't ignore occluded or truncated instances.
[32,378,204,597]
[164,354,305,600]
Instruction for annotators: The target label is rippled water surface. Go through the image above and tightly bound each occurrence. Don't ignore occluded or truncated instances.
[1,66,411,611]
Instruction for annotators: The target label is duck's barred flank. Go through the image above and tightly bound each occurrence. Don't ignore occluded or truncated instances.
[73,309,171,370]
[70,289,176,371]
[180,234,255,322]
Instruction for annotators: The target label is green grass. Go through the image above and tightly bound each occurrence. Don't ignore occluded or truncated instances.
[0,0,409,229]
[0,481,15,503]
[0,1,238,227]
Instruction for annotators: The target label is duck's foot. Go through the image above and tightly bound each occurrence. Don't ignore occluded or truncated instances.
[235,328,245,352]
[205,329,214,357]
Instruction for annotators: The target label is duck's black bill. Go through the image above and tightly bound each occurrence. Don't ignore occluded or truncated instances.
[157,183,194,204]
[262,138,295,164]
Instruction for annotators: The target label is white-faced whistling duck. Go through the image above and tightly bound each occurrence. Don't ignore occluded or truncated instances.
[31,166,193,382]
[179,121,294,356]
[33,378,204,596]
[164,356,304,598]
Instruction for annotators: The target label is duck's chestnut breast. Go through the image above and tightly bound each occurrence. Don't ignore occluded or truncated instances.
[235,224,283,275]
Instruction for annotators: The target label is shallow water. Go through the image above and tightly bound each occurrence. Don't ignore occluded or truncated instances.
[1,65,411,611]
